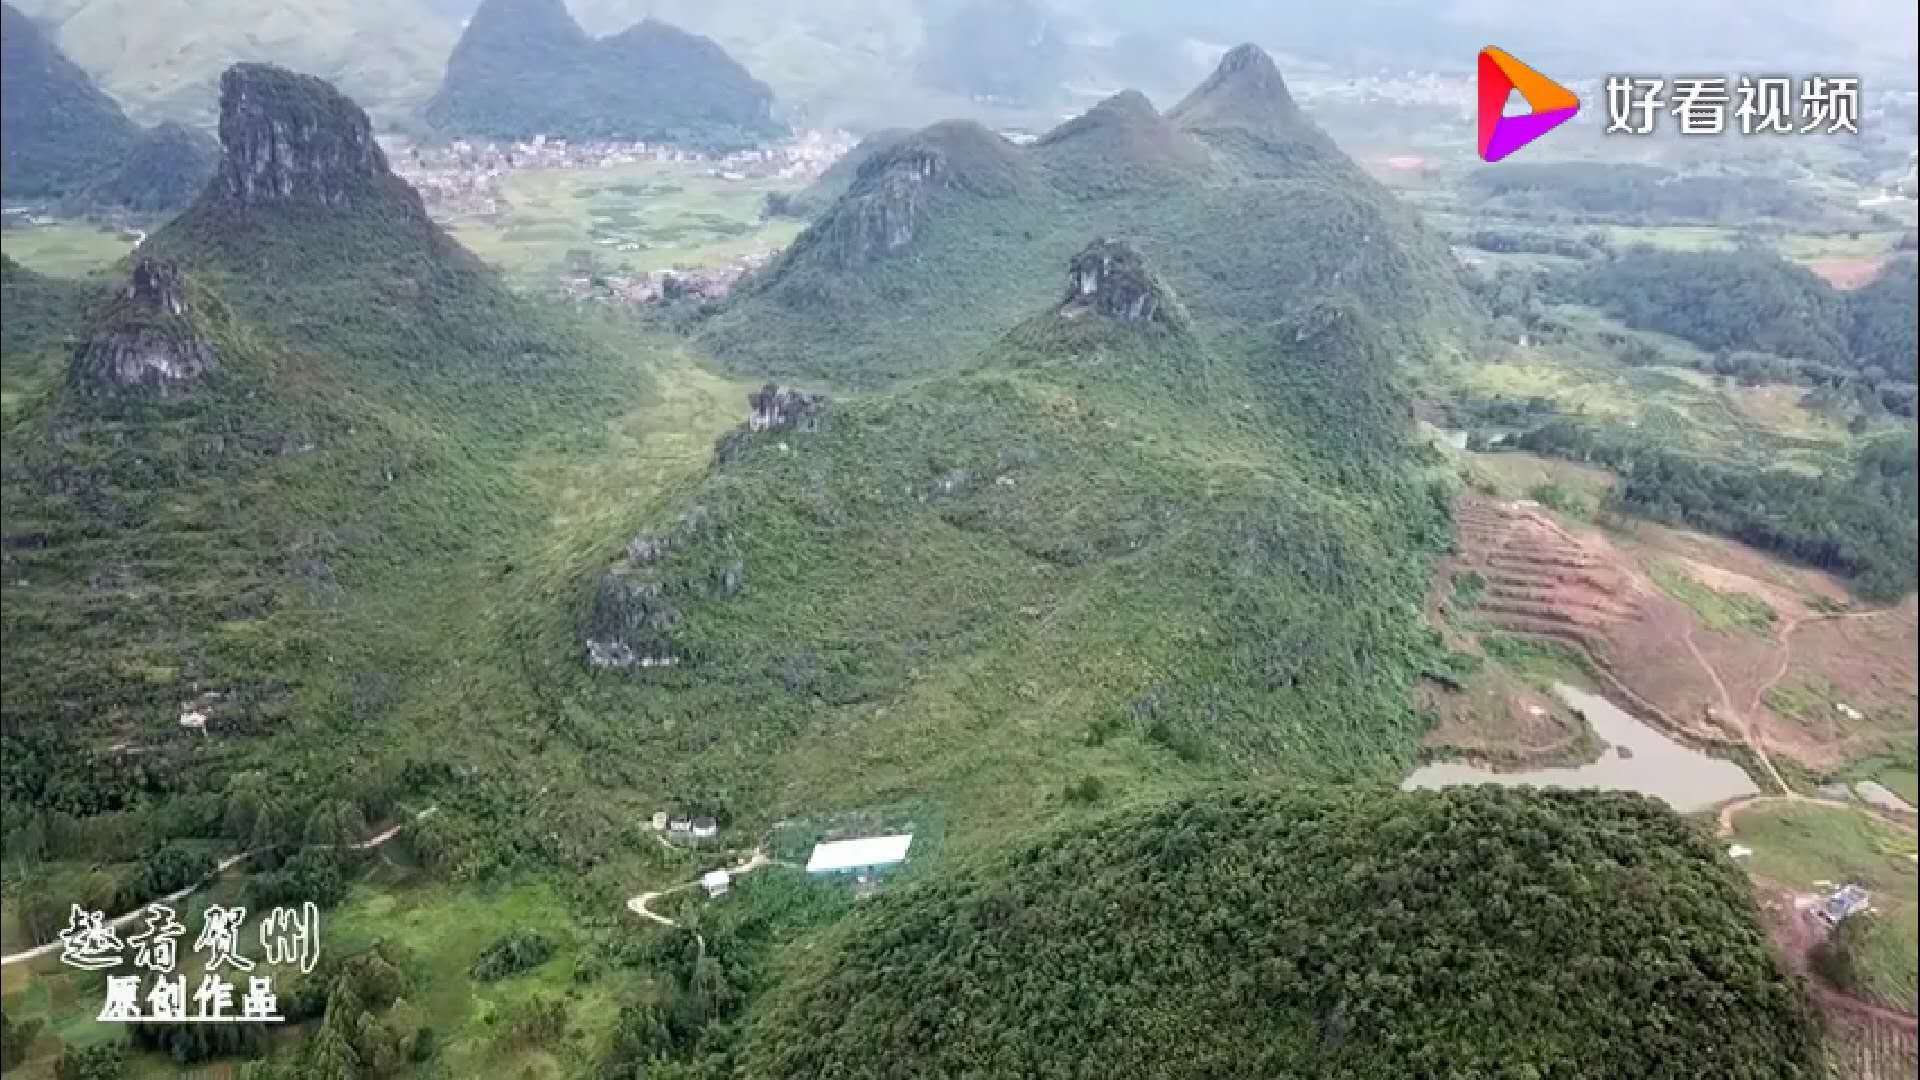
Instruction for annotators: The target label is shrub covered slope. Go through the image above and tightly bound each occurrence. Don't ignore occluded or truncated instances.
[1,62,643,871]
[699,44,1472,387]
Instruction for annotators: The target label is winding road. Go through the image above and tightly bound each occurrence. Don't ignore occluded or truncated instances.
[1708,606,1914,836]
[1689,605,1918,1029]
[1,806,437,968]
[626,848,775,929]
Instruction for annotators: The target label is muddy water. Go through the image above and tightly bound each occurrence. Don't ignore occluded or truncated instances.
[1402,683,1759,812]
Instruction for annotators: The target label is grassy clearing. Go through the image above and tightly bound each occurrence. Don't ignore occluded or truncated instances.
[444,161,806,286]
[1462,450,1615,507]
[1648,560,1777,635]
[0,224,136,278]
[1732,801,1918,1012]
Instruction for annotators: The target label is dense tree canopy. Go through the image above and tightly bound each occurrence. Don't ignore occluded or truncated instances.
[1512,420,1918,598]
[741,787,1824,1080]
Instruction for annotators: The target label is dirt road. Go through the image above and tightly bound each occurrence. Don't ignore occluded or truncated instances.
[626,848,773,929]
[1,806,437,968]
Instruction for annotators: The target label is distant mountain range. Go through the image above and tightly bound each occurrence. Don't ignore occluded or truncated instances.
[422,0,786,149]
[1,3,214,209]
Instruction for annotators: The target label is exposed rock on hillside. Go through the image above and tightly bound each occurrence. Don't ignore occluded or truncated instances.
[71,258,215,394]
[747,383,828,432]
[424,0,784,149]
[1061,238,1186,328]
[583,505,744,671]
[793,121,1028,269]
[765,128,913,219]
[149,62,476,290]
[215,63,387,207]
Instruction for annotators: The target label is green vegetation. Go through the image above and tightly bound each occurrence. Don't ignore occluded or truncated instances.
[703,48,1470,387]
[1648,561,1777,635]
[69,122,217,215]
[1527,480,1589,518]
[1510,421,1917,598]
[0,226,136,279]
[1732,801,1918,1013]
[1464,161,1834,228]
[442,159,803,287]
[742,787,1823,1079]
[1447,569,1486,613]
[469,930,555,982]
[0,3,140,199]
[1553,247,1919,411]
[0,255,93,419]
[762,129,911,220]
[5,45,1874,1078]
[422,0,785,150]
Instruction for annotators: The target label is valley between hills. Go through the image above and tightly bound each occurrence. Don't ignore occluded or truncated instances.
[2,6,1917,1078]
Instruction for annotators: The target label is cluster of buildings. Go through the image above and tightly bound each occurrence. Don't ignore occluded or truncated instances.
[563,248,780,306]
[383,129,859,219]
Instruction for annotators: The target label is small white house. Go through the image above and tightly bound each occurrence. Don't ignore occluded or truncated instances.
[668,817,693,835]
[805,834,913,878]
[1727,844,1753,861]
[701,870,731,898]
[691,817,719,841]
[650,811,669,832]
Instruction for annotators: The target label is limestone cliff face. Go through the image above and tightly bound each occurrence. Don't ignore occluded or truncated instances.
[747,383,828,433]
[803,121,1028,269]
[1060,239,1186,329]
[71,259,215,394]
[215,63,388,207]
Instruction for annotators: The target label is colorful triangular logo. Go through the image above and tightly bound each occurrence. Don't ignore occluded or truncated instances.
[1477,46,1579,162]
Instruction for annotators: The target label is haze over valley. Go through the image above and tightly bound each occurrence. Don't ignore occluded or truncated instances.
[1,3,1916,1078]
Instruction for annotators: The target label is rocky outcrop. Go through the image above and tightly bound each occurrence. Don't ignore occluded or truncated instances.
[582,506,742,671]
[747,384,828,433]
[803,121,1028,268]
[71,259,216,394]
[215,63,388,207]
[1060,239,1185,328]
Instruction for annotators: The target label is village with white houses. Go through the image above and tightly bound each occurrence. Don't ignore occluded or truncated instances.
[383,129,860,219]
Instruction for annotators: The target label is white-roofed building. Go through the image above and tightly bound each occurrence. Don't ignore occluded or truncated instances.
[805,834,913,877]
[702,870,732,898]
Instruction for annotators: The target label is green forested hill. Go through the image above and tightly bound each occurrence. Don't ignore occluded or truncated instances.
[741,787,1825,1080]
[1,63,643,883]
[70,120,218,213]
[422,0,786,149]
[763,126,913,220]
[699,45,1472,388]
[0,1,139,198]
[559,233,1456,863]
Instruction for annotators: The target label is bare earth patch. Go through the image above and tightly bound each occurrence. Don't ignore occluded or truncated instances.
[1431,494,1917,778]
[1805,255,1891,290]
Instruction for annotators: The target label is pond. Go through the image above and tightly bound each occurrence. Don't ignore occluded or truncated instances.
[1402,683,1759,812]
